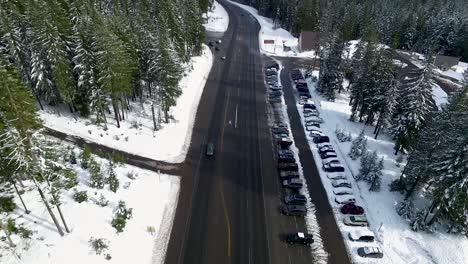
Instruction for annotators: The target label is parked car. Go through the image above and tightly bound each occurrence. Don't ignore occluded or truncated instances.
[303,103,316,110]
[331,179,352,188]
[278,155,295,163]
[333,187,353,196]
[279,171,300,180]
[326,173,347,180]
[306,124,321,131]
[272,127,289,135]
[341,203,364,215]
[278,148,294,155]
[269,91,282,97]
[282,178,303,189]
[318,145,334,153]
[304,111,319,118]
[313,136,330,144]
[282,204,307,216]
[305,125,322,133]
[305,116,324,123]
[284,194,307,205]
[270,86,282,91]
[269,97,282,103]
[357,247,383,258]
[215,46,220,51]
[323,163,345,172]
[348,230,375,242]
[298,92,311,98]
[320,151,337,159]
[335,195,357,205]
[278,162,299,172]
[206,142,215,156]
[322,158,340,165]
[277,138,293,148]
[303,108,318,114]
[343,215,368,226]
[309,131,325,139]
[285,232,313,245]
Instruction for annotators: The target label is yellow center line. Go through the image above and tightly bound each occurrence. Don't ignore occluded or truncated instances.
[219,87,232,257]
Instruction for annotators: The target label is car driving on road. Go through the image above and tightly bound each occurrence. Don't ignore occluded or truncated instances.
[206,142,215,157]
[284,232,314,245]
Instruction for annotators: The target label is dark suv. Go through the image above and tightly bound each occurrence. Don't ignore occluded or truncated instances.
[284,194,307,205]
[285,232,314,245]
[282,204,307,216]
[206,142,215,156]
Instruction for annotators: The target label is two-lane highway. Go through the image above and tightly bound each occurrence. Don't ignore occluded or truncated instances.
[165,1,350,264]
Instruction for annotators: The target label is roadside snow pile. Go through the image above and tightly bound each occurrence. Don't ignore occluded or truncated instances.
[431,83,448,110]
[40,45,213,163]
[203,1,229,32]
[0,146,180,264]
[294,70,468,264]
[228,1,315,58]
[437,61,468,83]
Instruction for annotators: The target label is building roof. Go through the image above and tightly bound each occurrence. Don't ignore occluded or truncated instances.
[434,55,460,69]
[299,31,330,52]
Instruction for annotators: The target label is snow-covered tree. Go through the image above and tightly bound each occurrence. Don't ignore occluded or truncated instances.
[318,38,344,101]
[348,129,368,160]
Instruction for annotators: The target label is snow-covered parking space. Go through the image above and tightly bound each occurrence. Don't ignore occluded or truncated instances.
[39,45,213,163]
[203,1,229,33]
[1,146,180,264]
[289,69,468,263]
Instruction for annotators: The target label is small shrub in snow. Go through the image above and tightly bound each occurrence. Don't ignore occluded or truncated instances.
[111,152,125,165]
[111,201,133,233]
[95,194,109,207]
[73,190,88,203]
[356,151,383,191]
[105,254,112,260]
[80,145,92,169]
[146,226,156,235]
[18,226,33,239]
[335,127,352,142]
[124,136,129,142]
[69,151,77,165]
[396,199,415,220]
[63,169,79,189]
[88,130,92,135]
[130,120,139,129]
[0,196,16,213]
[89,237,109,255]
[89,159,105,189]
[6,218,17,233]
[126,171,137,180]
[123,182,131,189]
[113,135,120,141]
[106,161,119,193]
[348,129,368,160]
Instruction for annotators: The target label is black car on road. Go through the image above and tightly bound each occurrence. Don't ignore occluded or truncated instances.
[285,232,314,245]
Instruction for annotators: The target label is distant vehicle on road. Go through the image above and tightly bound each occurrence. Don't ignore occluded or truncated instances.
[221,56,226,60]
[208,41,214,47]
[216,39,222,44]
[284,232,313,245]
[357,247,383,258]
[281,204,307,216]
[215,46,220,51]
[206,142,215,157]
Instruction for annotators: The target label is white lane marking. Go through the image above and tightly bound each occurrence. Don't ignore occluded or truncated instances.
[235,104,238,128]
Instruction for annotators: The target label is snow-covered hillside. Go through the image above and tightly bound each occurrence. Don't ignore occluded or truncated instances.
[203,1,229,32]
[39,45,213,163]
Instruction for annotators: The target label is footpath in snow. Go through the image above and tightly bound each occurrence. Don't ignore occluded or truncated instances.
[203,1,229,33]
[291,69,468,264]
[1,144,180,264]
[40,45,213,163]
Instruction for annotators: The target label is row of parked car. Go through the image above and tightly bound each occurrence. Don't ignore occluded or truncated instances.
[291,69,383,259]
[265,64,314,246]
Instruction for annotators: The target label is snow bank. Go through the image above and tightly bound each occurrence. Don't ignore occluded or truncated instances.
[432,83,448,110]
[439,62,468,83]
[203,1,229,32]
[1,148,180,264]
[40,44,213,163]
[296,71,468,263]
[228,1,315,58]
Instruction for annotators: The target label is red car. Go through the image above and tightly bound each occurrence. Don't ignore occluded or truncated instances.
[341,203,364,215]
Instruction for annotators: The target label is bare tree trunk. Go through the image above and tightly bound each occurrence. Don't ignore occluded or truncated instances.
[35,93,44,110]
[112,98,121,128]
[151,103,158,131]
[32,177,64,236]
[12,180,30,214]
[56,204,70,233]
[120,98,125,121]
[0,220,15,247]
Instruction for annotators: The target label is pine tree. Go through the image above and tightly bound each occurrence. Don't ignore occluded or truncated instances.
[106,160,119,193]
[348,129,368,160]
[318,38,344,101]
[391,58,434,155]
[89,158,104,189]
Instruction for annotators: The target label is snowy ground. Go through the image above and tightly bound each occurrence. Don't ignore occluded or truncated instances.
[436,61,468,83]
[432,83,449,110]
[203,1,229,33]
[288,70,468,263]
[0,146,180,264]
[228,1,316,58]
[39,45,213,163]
